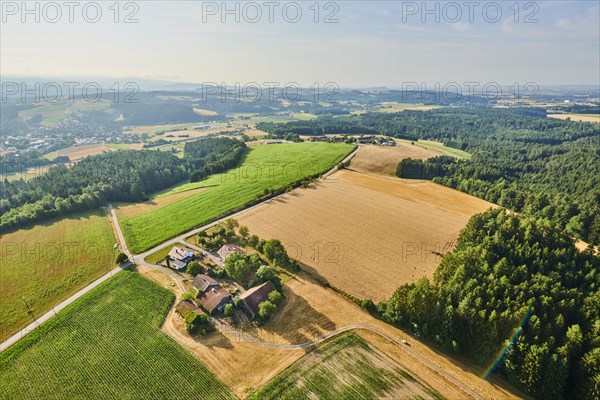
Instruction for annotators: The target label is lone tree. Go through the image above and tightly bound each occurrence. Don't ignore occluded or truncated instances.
[187,261,202,277]
[238,225,249,239]
[115,252,128,265]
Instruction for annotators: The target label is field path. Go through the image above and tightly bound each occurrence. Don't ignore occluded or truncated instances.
[214,321,484,400]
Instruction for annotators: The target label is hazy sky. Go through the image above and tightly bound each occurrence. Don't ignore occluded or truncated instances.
[1,1,599,87]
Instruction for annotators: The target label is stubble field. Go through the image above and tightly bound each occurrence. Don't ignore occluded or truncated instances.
[237,170,495,301]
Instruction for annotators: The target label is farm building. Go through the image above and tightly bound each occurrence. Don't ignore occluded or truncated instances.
[264,139,289,145]
[175,300,204,316]
[192,274,220,292]
[217,244,246,264]
[167,245,195,270]
[197,285,232,314]
[357,136,375,144]
[239,281,275,318]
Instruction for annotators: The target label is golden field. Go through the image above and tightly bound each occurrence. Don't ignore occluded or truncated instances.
[237,170,496,301]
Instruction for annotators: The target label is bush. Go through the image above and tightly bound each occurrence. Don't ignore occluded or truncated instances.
[268,290,283,305]
[223,303,234,317]
[258,300,277,321]
[187,261,202,277]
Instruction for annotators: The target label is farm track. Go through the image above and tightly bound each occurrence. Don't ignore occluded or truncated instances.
[214,321,484,400]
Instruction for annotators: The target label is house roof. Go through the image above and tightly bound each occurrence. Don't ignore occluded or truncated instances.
[192,274,218,291]
[169,246,194,262]
[170,259,187,270]
[175,300,203,315]
[217,244,245,262]
[197,286,231,314]
[239,281,275,317]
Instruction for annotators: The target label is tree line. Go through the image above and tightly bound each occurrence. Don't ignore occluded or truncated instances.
[0,138,246,232]
[262,108,600,245]
[378,208,600,400]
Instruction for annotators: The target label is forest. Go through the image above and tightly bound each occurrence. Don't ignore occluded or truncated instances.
[378,208,600,400]
[261,108,600,245]
[0,138,246,232]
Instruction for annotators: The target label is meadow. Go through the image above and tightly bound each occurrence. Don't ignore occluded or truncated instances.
[120,142,354,253]
[0,210,116,342]
[249,332,443,399]
[0,270,234,399]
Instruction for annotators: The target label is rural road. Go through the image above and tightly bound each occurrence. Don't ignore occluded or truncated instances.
[215,321,484,400]
[1,146,358,353]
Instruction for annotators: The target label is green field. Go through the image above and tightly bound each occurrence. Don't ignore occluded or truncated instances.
[145,243,178,265]
[250,332,443,399]
[397,138,471,160]
[0,270,235,399]
[19,103,70,126]
[121,142,354,253]
[0,210,116,342]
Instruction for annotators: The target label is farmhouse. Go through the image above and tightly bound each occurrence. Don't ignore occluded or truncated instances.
[192,274,220,292]
[197,285,232,315]
[357,136,375,144]
[167,245,195,270]
[217,244,245,265]
[239,281,275,318]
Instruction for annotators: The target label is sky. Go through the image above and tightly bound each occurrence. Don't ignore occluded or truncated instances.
[1,1,599,87]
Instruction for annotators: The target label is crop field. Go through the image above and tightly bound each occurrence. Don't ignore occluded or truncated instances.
[249,332,443,400]
[548,113,600,123]
[115,187,208,219]
[377,102,443,113]
[120,142,354,253]
[349,143,441,175]
[0,271,234,399]
[0,210,116,342]
[237,170,495,301]
[18,103,70,126]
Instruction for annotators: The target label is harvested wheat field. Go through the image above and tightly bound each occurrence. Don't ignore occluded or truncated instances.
[237,170,496,301]
[548,113,600,123]
[161,271,526,399]
[56,143,114,160]
[349,143,440,175]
